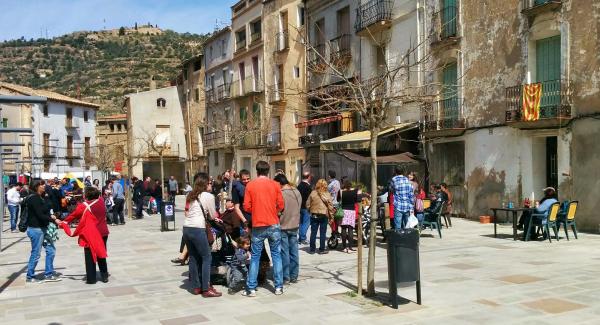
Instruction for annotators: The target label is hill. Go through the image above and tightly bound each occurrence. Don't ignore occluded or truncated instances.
[0,28,207,114]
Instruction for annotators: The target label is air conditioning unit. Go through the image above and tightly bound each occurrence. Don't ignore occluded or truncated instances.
[395,115,402,124]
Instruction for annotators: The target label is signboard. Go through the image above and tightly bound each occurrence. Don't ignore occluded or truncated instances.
[164,204,174,217]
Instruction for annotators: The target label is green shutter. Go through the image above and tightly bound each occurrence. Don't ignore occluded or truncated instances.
[240,107,247,123]
[442,0,457,38]
[1,118,7,128]
[536,35,561,110]
[536,35,560,82]
[442,63,458,125]
[252,103,260,121]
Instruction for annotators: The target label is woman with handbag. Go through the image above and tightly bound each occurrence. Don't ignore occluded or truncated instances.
[182,173,222,297]
[338,180,361,253]
[306,179,335,254]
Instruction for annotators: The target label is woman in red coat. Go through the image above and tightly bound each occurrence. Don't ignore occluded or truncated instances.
[62,187,109,284]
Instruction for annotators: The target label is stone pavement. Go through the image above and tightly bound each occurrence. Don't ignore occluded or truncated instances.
[1,196,600,324]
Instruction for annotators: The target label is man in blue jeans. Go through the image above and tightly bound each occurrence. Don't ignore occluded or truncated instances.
[243,161,285,296]
[296,172,312,244]
[390,166,414,229]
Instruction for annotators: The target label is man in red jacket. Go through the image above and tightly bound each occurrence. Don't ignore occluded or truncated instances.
[242,160,284,297]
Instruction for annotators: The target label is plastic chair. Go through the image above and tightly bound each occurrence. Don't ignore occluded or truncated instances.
[423,199,431,209]
[526,202,560,242]
[421,201,445,238]
[558,201,578,240]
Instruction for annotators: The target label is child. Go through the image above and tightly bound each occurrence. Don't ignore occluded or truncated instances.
[227,236,250,294]
[220,199,241,239]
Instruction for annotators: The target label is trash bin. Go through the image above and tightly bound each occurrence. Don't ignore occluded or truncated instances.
[161,202,175,231]
[386,228,421,308]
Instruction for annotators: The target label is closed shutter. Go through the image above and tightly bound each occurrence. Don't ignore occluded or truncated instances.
[442,0,457,38]
[442,63,458,124]
[536,35,561,109]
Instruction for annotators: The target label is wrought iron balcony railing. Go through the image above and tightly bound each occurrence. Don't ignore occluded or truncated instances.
[268,85,285,104]
[307,44,327,72]
[275,31,289,52]
[521,0,562,16]
[430,6,459,45]
[505,79,572,123]
[250,31,262,45]
[355,0,394,34]
[235,39,246,53]
[265,132,282,150]
[421,97,466,133]
[216,83,231,101]
[298,115,356,146]
[330,34,352,66]
[205,88,216,104]
[203,130,232,148]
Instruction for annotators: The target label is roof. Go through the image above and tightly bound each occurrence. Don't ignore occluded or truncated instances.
[98,114,127,121]
[320,122,418,150]
[204,26,232,45]
[0,82,100,109]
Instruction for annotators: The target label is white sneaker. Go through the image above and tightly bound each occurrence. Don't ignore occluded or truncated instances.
[274,287,283,295]
[242,289,256,297]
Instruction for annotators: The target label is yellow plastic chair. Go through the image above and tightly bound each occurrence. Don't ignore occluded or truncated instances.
[558,201,578,240]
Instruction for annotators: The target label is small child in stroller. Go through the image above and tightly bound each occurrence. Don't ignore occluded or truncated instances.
[227,236,250,294]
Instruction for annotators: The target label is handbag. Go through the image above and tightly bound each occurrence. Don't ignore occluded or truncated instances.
[198,200,215,245]
[334,190,344,220]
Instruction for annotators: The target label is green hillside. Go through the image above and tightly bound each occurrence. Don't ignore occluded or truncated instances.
[0,28,207,114]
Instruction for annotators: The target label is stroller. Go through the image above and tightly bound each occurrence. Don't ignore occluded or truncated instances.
[327,218,342,249]
[208,218,236,285]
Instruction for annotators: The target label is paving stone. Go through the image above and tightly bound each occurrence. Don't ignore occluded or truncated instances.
[234,311,288,325]
[160,313,210,325]
[522,298,587,314]
[496,274,545,285]
[443,263,480,270]
[101,286,139,297]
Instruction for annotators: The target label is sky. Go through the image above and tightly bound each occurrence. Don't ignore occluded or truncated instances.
[0,0,240,41]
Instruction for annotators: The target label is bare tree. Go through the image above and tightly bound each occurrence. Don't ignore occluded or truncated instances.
[92,144,115,174]
[298,23,435,296]
[139,131,170,200]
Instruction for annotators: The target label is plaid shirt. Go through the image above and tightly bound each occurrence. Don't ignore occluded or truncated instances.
[391,175,414,212]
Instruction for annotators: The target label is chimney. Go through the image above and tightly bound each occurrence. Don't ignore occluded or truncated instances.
[149,75,156,90]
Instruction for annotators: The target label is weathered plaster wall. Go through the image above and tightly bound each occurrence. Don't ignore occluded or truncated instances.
[461,0,524,127]
[570,118,600,232]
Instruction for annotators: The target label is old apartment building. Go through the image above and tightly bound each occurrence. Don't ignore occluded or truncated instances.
[263,0,307,182]
[203,27,235,176]
[422,0,600,230]
[230,0,267,175]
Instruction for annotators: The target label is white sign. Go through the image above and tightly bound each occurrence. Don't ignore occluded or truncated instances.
[164,205,174,217]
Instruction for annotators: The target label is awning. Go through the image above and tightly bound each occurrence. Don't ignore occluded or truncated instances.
[320,122,418,151]
[334,150,419,164]
[295,114,343,128]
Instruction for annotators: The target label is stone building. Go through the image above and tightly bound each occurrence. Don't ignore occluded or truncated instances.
[230,0,267,176]
[263,0,307,183]
[178,54,208,178]
[96,114,128,175]
[203,27,235,176]
[422,0,600,230]
[124,86,188,182]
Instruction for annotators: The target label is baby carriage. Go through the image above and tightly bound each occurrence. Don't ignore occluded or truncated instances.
[327,218,342,249]
[208,218,236,285]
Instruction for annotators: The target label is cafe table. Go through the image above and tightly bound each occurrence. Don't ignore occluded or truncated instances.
[489,207,536,241]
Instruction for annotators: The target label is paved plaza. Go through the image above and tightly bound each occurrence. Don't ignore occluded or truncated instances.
[1,196,600,324]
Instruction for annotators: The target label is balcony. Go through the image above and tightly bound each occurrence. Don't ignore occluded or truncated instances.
[330,34,352,67]
[521,0,562,17]
[275,31,289,53]
[421,97,466,137]
[65,118,79,130]
[42,145,57,158]
[204,130,232,148]
[307,44,327,73]
[65,147,81,159]
[355,0,394,36]
[216,83,231,101]
[147,144,180,158]
[235,39,246,54]
[297,114,354,147]
[505,79,572,129]
[239,133,265,149]
[244,76,264,94]
[265,132,282,151]
[250,31,262,46]
[205,88,216,104]
[268,85,285,104]
[430,6,460,49]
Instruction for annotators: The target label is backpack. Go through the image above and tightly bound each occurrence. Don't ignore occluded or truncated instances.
[18,194,36,232]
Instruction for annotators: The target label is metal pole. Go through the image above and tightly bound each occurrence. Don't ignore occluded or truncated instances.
[0,149,4,251]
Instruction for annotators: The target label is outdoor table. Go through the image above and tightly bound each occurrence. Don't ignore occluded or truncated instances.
[490,207,536,241]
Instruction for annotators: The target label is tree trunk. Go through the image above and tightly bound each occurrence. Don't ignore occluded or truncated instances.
[366,126,379,296]
[356,202,363,297]
[160,153,165,200]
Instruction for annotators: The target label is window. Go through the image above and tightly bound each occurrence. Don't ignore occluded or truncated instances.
[44,160,50,172]
[43,104,48,116]
[117,124,122,132]
[84,137,91,159]
[43,133,50,156]
[214,151,219,166]
[236,28,246,50]
[239,106,248,123]
[293,66,300,79]
[157,98,166,107]
[195,88,200,102]
[83,110,89,122]
[194,59,202,71]
[66,135,74,157]
[221,39,226,57]
[109,123,114,132]
[1,118,7,128]
[251,20,262,43]
[209,46,213,59]
[155,125,171,147]
[297,5,305,27]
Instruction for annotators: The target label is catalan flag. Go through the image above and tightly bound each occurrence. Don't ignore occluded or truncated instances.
[522,83,542,121]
